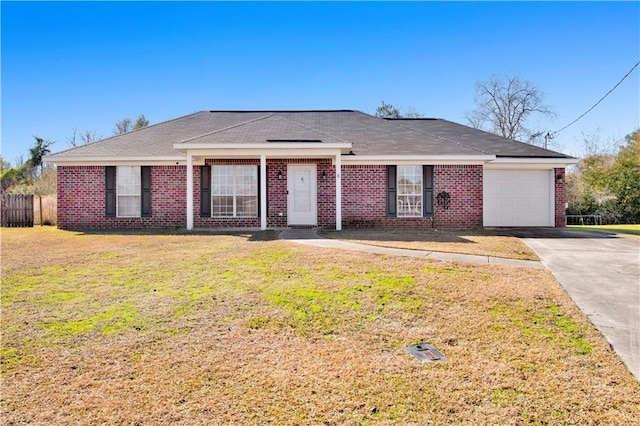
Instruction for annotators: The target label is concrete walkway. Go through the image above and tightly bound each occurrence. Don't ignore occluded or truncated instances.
[278,228,544,268]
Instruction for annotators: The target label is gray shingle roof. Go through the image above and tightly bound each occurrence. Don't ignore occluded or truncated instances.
[46,110,574,160]
[388,118,570,158]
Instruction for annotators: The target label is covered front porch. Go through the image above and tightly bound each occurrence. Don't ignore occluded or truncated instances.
[175,143,351,231]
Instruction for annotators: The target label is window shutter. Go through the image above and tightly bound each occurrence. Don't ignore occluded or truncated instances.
[200,166,211,217]
[105,166,116,217]
[141,166,152,217]
[387,165,397,217]
[423,165,433,216]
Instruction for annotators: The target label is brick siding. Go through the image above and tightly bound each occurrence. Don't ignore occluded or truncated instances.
[57,165,186,229]
[554,168,566,227]
[341,164,482,229]
[58,163,556,230]
[433,165,483,228]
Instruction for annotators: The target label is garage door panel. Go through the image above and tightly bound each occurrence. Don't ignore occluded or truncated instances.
[483,169,554,227]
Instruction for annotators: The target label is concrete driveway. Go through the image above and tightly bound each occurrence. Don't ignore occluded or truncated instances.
[507,228,640,380]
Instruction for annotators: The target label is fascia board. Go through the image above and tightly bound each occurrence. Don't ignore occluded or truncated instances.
[187,148,344,158]
[174,142,352,151]
[486,157,580,169]
[341,155,495,165]
[44,156,186,166]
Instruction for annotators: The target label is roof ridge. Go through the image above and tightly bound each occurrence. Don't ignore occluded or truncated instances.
[177,113,275,144]
[388,119,493,156]
[274,113,352,144]
[46,111,206,158]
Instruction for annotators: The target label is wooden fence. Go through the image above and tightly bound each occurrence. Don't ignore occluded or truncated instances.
[1,194,34,227]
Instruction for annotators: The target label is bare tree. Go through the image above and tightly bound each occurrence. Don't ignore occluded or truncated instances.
[114,115,149,135]
[375,101,424,118]
[67,127,79,147]
[403,107,424,118]
[68,128,101,147]
[81,131,100,145]
[467,74,556,142]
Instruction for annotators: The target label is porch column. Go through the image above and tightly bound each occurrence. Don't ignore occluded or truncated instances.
[260,154,267,230]
[335,152,342,231]
[186,153,194,230]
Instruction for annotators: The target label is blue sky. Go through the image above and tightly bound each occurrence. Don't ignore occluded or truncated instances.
[2,1,639,164]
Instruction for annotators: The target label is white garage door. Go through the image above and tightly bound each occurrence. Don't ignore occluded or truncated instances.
[483,169,554,227]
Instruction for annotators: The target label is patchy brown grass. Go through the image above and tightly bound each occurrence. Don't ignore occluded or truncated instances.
[2,228,638,425]
[321,228,540,260]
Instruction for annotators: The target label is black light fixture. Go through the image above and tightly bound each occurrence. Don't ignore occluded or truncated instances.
[278,170,283,179]
[322,170,326,179]
[556,173,563,183]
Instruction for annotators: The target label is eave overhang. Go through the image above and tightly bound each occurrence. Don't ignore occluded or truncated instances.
[174,142,352,152]
[484,156,579,169]
[341,155,496,165]
[44,156,187,166]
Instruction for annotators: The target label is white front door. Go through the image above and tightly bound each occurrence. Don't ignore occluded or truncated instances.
[288,164,317,226]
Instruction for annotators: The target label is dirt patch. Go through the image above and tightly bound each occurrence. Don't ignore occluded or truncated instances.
[321,228,540,260]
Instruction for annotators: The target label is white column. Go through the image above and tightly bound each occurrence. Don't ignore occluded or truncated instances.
[186,153,194,230]
[260,154,267,230]
[335,152,342,231]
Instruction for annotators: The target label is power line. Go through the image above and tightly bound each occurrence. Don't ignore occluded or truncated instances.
[552,60,640,137]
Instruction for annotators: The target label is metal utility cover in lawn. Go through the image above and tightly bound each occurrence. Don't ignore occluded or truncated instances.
[405,343,446,363]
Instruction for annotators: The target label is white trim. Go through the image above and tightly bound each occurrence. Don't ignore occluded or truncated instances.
[335,153,342,231]
[487,157,579,166]
[174,142,351,151]
[484,162,574,170]
[260,155,267,230]
[45,158,186,166]
[186,154,194,230]
[341,155,495,165]
[181,148,349,158]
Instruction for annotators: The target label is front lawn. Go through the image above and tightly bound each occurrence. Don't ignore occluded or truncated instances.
[2,228,638,424]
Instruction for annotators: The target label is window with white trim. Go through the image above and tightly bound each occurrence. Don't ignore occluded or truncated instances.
[397,165,423,217]
[117,166,141,217]
[212,165,258,217]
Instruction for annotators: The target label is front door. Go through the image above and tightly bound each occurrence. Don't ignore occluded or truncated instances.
[287,164,317,226]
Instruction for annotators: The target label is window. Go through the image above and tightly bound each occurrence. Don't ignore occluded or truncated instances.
[105,166,151,218]
[117,166,141,217]
[397,165,423,217]
[387,165,433,217]
[212,165,258,217]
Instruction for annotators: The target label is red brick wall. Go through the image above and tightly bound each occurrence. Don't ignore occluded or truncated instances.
[341,164,482,229]
[555,168,566,227]
[433,165,483,228]
[57,165,186,229]
[59,163,552,230]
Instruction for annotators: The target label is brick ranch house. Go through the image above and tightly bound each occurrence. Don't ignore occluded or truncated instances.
[45,110,578,231]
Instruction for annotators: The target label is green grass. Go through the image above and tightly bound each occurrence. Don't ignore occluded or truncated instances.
[569,224,640,236]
